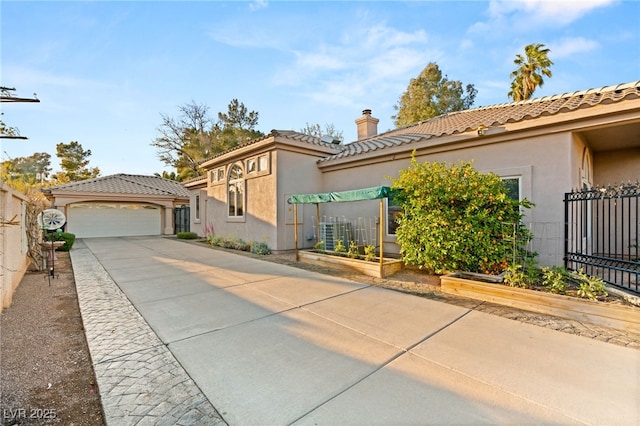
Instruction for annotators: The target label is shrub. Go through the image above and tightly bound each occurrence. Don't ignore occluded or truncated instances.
[347,241,360,258]
[334,239,346,254]
[504,258,539,288]
[364,245,376,262]
[390,157,533,274]
[573,269,608,300]
[542,266,569,293]
[250,241,271,255]
[176,232,198,240]
[44,231,76,251]
[221,237,250,251]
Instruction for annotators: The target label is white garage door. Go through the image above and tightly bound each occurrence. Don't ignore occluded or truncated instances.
[67,202,162,238]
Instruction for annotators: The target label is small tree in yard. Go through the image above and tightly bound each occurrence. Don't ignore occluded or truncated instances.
[390,157,533,274]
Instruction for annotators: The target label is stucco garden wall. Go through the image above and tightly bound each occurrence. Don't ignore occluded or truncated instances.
[1,184,29,312]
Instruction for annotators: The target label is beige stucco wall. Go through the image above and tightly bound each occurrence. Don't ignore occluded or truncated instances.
[204,155,279,249]
[275,150,328,251]
[202,147,330,251]
[590,147,640,258]
[319,132,576,266]
[189,188,206,237]
[593,148,640,185]
[1,184,29,312]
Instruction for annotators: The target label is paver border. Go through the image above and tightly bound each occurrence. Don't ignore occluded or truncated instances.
[71,241,226,426]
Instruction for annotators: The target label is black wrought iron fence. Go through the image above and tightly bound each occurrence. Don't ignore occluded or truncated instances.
[174,206,190,234]
[564,182,639,294]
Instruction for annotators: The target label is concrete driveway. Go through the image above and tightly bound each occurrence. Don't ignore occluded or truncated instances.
[72,236,639,425]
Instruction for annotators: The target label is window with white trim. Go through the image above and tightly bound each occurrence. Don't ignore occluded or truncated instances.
[247,158,256,174]
[501,177,521,201]
[227,163,244,217]
[258,155,268,172]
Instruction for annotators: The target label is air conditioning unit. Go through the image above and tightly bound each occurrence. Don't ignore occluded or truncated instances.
[319,222,352,251]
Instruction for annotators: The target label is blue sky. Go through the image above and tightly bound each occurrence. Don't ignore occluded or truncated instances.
[2,0,639,176]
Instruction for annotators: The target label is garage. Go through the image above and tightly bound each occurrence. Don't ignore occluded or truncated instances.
[42,174,190,238]
[67,202,162,238]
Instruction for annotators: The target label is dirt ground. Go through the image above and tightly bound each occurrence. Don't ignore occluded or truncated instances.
[1,252,104,425]
[1,243,638,426]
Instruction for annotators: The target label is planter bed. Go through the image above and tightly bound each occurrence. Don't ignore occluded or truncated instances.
[440,273,640,334]
[298,250,403,279]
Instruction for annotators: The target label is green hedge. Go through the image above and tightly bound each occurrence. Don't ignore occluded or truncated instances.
[176,232,199,240]
[44,232,76,251]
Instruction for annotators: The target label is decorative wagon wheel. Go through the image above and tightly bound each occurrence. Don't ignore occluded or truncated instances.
[37,209,66,284]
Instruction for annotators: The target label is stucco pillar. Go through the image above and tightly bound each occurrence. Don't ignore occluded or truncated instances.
[164,207,174,235]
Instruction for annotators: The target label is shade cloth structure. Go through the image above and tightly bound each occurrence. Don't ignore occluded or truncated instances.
[287,186,394,204]
[288,186,396,274]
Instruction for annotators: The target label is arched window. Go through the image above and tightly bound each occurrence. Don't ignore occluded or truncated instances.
[227,163,244,217]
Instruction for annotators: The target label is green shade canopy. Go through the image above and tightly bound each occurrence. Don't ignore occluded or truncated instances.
[288,186,393,204]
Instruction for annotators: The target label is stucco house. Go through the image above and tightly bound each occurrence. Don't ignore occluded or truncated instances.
[43,174,189,238]
[189,81,640,272]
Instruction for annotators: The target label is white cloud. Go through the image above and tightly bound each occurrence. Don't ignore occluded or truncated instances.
[249,0,268,12]
[474,0,616,32]
[271,22,436,110]
[551,37,599,58]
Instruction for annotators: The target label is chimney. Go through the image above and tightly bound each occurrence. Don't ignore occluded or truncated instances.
[355,109,379,140]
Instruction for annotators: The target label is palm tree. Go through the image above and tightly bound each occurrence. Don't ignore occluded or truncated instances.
[508,43,553,101]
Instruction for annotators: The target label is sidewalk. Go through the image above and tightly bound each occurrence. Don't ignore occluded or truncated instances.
[72,236,640,425]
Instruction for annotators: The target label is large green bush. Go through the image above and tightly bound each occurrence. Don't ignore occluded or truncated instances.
[44,231,76,251]
[390,158,532,274]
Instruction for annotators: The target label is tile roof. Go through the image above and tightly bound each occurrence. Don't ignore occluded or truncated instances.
[321,81,640,163]
[182,174,207,187]
[200,129,342,165]
[45,174,190,197]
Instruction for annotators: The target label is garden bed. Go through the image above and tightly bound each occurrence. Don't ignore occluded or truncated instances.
[440,273,640,333]
[297,250,403,278]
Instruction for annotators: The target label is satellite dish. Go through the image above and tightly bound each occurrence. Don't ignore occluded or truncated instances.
[38,209,66,230]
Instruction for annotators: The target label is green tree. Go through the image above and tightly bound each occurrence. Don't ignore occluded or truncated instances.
[152,99,263,180]
[53,141,100,182]
[213,98,263,154]
[154,170,180,181]
[508,43,553,101]
[1,152,51,185]
[300,122,344,143]
[390,157,532,274]
[392,62,477,127]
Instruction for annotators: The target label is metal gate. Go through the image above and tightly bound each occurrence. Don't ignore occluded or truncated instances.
[564,183,639,294]
[174,205,190,234]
